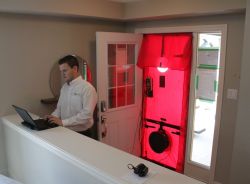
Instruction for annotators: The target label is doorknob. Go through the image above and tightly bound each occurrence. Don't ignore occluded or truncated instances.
[101,115,106,123]
[101,101,107,112]
[101,115,107,138]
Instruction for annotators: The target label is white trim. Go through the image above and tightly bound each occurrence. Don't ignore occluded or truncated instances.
[185,32,199,168]
[135,24,227,184]
[135,25,227,34]
[209,25,227,184]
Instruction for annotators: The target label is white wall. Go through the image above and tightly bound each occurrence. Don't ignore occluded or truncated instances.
[0,122,7,175]
[229,1,250,184]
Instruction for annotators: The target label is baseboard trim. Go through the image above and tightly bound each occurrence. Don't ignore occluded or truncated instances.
[0,169,8,176]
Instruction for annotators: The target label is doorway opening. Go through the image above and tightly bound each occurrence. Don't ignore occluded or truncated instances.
[184,30,226,184]
[135,25,226,183]
[97,25,226,183]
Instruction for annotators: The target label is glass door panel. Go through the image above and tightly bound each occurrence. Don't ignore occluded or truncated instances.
[117,87,126,107]
[108,66,116,88]
[108,88,117,109]
[108,44,116,65]
[126,85,135,105]
[126,65,135,85]
[117,66,127,86]
[190,33,221,168]
[107,43,136,109]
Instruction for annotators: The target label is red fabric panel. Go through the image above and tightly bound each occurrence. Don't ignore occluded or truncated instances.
[137,33,192,71]
[86,64,92,83]
[164,34,192,70]
[143,68,184,123]
[139,33,192,173]
[137,35,162,68]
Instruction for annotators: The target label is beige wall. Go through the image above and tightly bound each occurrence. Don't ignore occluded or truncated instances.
[0,0,249,184]
[230,1,250,184]
[0,122,7,175]
[0,0,246,21]
[0,13,125,117]
[0,12,125,174]
[125,0,246,20]
[127,13,245,184]
[0,0,124,20]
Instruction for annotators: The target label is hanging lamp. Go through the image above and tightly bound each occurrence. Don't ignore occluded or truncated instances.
[157,35,168,73]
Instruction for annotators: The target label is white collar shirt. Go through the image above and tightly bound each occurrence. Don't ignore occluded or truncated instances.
[52,76,97,132]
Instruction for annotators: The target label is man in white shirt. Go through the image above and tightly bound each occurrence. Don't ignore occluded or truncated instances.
[46,55,97,137]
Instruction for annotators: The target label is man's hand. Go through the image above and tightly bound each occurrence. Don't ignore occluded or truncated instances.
[46,115,63,126]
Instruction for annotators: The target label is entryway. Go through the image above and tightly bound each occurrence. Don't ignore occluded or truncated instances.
[96,25,227,184]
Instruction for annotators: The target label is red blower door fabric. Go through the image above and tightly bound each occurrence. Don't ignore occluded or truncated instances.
[138,33,192,173]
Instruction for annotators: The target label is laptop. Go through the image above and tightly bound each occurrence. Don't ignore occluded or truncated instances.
[12,105,58,131]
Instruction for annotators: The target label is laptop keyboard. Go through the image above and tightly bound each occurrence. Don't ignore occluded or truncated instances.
[48,122,58,128]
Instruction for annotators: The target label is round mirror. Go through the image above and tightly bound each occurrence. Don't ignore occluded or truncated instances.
[49,55,92,98]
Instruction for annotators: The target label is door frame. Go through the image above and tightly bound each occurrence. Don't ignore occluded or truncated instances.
[135,25,227,183]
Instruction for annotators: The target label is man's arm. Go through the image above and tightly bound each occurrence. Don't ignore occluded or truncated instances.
[46,90,63,125]
[51,95,62,118]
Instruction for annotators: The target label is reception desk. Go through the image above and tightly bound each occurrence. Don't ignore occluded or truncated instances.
[1,114,204,184]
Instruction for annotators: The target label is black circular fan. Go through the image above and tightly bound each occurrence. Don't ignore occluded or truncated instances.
[149,126,170,153]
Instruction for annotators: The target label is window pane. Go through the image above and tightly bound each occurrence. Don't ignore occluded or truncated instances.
[199,34,221,48]
[108,44,116,65]
[109,88,117,108]
[198,34,221,67]
[126,65,135,85]
[108,66,116,88]
[116,44,127,66]
[117,66,126,86]
[126,85,135,105]
[117,87,126,107]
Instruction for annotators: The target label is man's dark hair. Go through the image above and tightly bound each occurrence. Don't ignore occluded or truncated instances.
[58,55,79,70]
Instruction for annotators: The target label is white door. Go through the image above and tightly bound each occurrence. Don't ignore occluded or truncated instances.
[96,32,142,156]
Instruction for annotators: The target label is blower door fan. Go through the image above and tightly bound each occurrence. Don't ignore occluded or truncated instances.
[149,128,170,153]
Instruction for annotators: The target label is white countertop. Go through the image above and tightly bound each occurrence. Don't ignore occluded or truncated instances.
[1,114,204,184]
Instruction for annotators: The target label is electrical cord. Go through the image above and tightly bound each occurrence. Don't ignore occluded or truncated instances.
[131,69,146,155]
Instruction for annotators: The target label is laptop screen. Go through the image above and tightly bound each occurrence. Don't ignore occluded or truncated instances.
[12,105,36,126]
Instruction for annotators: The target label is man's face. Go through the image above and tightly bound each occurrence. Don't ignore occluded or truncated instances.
[59,63,77,84]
